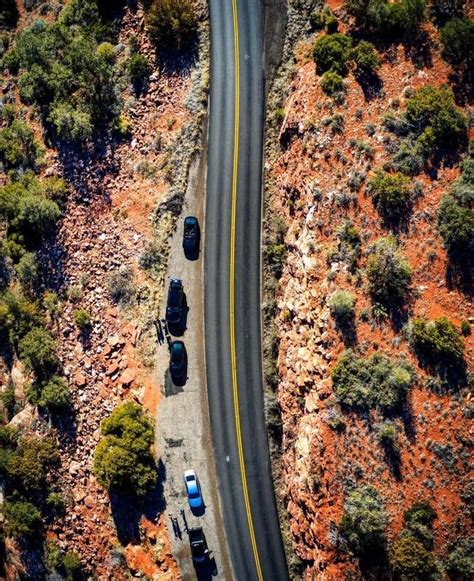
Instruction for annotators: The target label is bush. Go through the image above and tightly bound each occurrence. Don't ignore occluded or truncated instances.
[366,237,412,307]
[15,251,39,291]
[0,289,40,346]
[329,290,356,326]
[404,85,468,154]
[409,317,464,365]
[7,435,58,493]
[345,0,426,37]
[352,40,381,75]
[321,71,345,95]
[339,485,387,554]
[440,18,474,67]
[39,376,71,411]
[430,0,467,25]
[403,500,436,549]
[332,350,414,411]
[313,33,353,75]
[446,537,474,579]
[73,308,91,329]
[93,402,157,497]
[0,119,41,171]
[18,326,58,377]
[4,501,41,539]
[438,195,474,260]
[127,52,150,88]
[146,0,198,52]
[266,243,286,278]
[108,268,135,305]
[368,170,412,224]
[393,139,425,175]
[391,532,439,579]
[377,420,399,450]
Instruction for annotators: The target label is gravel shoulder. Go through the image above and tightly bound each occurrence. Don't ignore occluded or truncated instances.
[154,132,232,581]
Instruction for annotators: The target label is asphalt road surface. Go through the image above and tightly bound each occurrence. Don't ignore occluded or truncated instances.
[205,1,289,580]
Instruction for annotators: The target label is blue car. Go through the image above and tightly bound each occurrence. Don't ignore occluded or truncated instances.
[184,469,203,509]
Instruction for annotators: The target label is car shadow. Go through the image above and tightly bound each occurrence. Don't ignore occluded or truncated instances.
[165,371,185,395]
[195,557,218,579]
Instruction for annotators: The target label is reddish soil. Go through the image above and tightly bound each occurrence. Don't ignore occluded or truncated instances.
[268,12,473,580]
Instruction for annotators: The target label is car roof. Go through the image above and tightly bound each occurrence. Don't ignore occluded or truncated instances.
[184,468,196,478]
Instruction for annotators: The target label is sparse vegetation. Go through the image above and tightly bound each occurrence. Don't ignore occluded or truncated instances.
[108,267,135,305]
[332,350,414,411]
[93,402,157,497]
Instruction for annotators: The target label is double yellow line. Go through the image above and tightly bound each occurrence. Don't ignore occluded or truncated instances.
[229,1,264,580]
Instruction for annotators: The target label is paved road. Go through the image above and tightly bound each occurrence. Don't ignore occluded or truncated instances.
[155,152,232,580]
[205,1,289,580]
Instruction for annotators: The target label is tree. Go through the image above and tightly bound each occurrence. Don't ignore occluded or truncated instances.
[404,500,437,549]
[409,317,465,365]
[7,436,58,493]
[366,237,412,307]
[313,33,353,75]
[368,170,412,225]
[329,290,356,327]
[438,196,474,260]
[321,71,345,96]
[18,326,58,377]
[440,18,474,67]
[0,119,41,171]
[93,402,157,497]
[446,537,474,580]
[391,532,440,579]
[345,0,426,36]
[39,376,71,412]
[146,0,198,52]
[4,501,41,539]
[352,40,381,75]
[339,486,387,554]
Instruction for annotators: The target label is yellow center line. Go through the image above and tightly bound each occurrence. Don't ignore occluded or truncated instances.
[230,1,264,580]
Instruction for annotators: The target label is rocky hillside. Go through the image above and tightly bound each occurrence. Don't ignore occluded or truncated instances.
[264,1,473,579]
[0,0,206,578]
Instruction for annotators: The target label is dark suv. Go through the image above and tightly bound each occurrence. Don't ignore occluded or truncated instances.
[170,340,187,385]
[166,279,184,325]
[188,527,210,568]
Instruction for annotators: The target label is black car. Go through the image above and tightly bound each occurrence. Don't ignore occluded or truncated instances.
[166,279,184,325]
[188,527,210,568]
[170,340,187,385]
[183,216,200,259]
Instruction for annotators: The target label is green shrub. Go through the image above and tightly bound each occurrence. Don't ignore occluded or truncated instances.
[404,85,468,154]
[73,308,91,329]
[393,139,425,175]
[321,71,345,95]
[446,537,474,579]
[39,376,71,411]
[15,251,39,291]
[0,119,41,171]
[332,350,414,411]
[345,0,426,36]
[403,500,436,549]
[46,492,65,513]
[366,237,412,307]
[266,243,286,278]
[440,18,474,67]
[7,436,58,493]
[146,0,198,52]
[93,402,157,497]
[391,532,440,579]
[377,420,399,450]
[409,317,464,365]
[62,552,83,578]
[329,290,356,326]
[339,485,387,554]
[127,52,150,88]
[313,33,353,75]
[438,196,474,260]
[326,14,339,33]
[351,40,381,75]
[0,289,40,346]
[368,170,412,224]
[19,326,58,377]
[4,501,41,539]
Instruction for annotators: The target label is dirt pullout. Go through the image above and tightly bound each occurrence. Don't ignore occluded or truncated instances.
[264,6,473,580]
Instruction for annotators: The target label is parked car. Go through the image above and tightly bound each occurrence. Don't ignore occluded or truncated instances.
[184,469,204,509]
[166,279,184,325]
[170,341,187,385]
[183,216,200,258]
[188,527,210,568]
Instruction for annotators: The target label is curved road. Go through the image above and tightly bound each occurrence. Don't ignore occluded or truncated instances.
[205,1,289,580]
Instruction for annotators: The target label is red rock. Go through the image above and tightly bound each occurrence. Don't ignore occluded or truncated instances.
[74,372,87,387]
[120,368,136,386]
[84,495,95,509]
[106,363,120,377]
